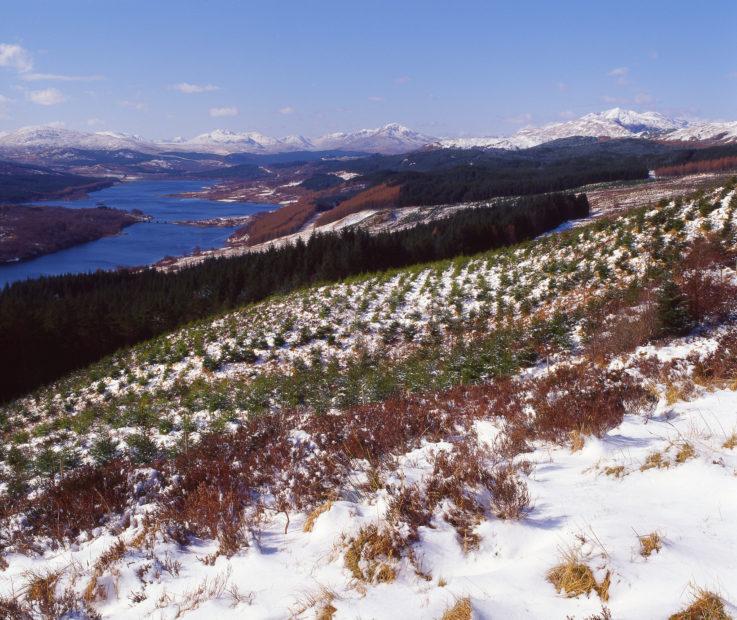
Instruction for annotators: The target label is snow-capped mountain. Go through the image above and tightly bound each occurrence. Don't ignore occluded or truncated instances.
[438,108,691,150]
[169,129,287,154]
[311,123,434,154]
[0,126,159,153]
[1,111,735,161]
[158,123,433,155]
[667,120,737,144]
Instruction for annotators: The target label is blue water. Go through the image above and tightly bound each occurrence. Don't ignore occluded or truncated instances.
[0,179,275,287]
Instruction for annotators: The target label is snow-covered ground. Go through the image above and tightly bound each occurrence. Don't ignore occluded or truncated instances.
[1,330,736,618]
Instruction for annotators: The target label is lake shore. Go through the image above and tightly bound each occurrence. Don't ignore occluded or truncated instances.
[0,204,150,264]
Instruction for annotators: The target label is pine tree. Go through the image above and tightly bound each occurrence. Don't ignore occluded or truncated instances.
[656,277,690,337]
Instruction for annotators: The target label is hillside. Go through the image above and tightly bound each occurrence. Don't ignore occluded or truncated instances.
[0,160,114,203]
[0,178,736,617]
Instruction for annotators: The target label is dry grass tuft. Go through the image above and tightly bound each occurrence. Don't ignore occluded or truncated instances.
[25,569,61,611]
[318,600,337,620]
[344,525,397,583]
[569,430,585,452]
[603,465,626,479]
[83,538,127,602]
[675,442,696,464]
[547,552,610,601]
[722,433,737,450]
[441,596,473,620]
[665,381,691,406]
[641,451,669,471]
[669,588,730,620]
[639,532,663,557]
[304,500,334,533]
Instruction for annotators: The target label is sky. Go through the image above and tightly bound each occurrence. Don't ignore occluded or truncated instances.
[0,0,735,140]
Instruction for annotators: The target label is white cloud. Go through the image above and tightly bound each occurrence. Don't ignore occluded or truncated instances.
[21,72,103,82]
[393,76,411,85]
[559,109,576,119]
[556,81,568,92]
[608,66,629,85]
[0,94,10,118]
[210,106,238,117]
[86,117,104,126]
[278,105,295,115]
[27,87,66,106]
[367,96,385,102]
[170,82,219,94]
[505,113,533,125]
[0,43,33,73]
[634,92,654,105]
[119,100,146,110]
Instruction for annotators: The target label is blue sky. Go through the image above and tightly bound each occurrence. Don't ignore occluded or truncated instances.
[0,0,735,139]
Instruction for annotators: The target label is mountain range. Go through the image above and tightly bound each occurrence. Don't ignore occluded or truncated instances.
[0,109,736,157]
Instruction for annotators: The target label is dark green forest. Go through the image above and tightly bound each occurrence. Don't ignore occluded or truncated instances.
[0,192,588,402]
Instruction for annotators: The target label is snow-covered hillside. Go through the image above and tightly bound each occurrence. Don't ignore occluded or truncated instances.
[667,120,737,144]
[1,180,736,618]
[0,126,159,153]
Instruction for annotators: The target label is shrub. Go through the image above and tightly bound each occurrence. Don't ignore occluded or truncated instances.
[23,463,128,541]
[656,277,691,337]
[488,465,531,520]
[126,434,158,464]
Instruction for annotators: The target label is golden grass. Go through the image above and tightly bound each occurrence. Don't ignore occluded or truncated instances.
[665,381,691,406]
[638,532,663,557]
[569,430,585,452]
[25,569,61,607]
[547,552,610,601]
[722,433,737,450]
[641,451,669,471]
[317,595,337,620]
[83,538,127,601]
[344,525,397,583]
[441,597,473,620]
[303,500,334,533]
[603,465,626,479]
[675,442,696,464]
[669,589,730,620]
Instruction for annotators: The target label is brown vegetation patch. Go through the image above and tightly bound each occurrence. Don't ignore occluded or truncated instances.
[315,183,401,227]
[639,532,663,557]
[303,500,334,533]
[547,552,610,601]
[655,156,737,178]
[669,589,731,620]
[441,597,473,620]
[344,525,398,583]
